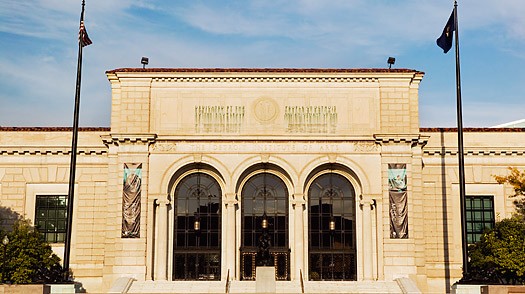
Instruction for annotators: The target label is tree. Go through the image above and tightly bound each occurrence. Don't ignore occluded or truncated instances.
[464,216,525,284]
[461,167,525,285]
[494,167,525,218]
[1,219,68,284]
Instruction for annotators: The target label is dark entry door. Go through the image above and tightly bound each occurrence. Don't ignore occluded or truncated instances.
[240,172,290,280]
[308,172,357,280]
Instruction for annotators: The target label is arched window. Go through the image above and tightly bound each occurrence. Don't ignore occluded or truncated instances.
[173,172,221,280]
[308,172,356,281]
[240,172,289,280]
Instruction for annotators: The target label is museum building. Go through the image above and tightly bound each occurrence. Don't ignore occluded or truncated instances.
[0,68,523,293]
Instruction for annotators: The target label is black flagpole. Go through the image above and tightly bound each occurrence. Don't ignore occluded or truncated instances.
[64,0,87,279]
[454,0,469,276]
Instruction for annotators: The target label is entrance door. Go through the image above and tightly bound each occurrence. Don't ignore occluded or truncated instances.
[172,172,221,280]
[308,172,357,280]
[240,172,290,280]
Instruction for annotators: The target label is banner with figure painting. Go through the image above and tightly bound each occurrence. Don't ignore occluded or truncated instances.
[122,163,142,238]
[388,163,408,238]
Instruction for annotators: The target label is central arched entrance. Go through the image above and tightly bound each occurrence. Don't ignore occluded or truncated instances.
[240,172,290,280]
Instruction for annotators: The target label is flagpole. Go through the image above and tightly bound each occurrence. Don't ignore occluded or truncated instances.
[453,0,469,276]
[64,0,87,279]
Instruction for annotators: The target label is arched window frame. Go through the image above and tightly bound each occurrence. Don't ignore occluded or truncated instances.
[306,170,357,281]
[171,170,222,281]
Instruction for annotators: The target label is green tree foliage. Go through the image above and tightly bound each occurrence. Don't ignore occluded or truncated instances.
[463,216,525,284]
[1,219,68,284]
[461,168,525,284]
[494,167,525,218]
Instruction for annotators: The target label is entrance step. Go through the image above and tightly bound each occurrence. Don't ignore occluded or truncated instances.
[125,280,404,293]
[127,280,226,293]
[228,280,302,293]
[303,281,403,293]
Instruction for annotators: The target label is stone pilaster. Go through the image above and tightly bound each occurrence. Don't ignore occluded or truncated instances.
[292,193,305,280]
[360,198,375,281]
[155,199,169,281]
[224,193,238,280]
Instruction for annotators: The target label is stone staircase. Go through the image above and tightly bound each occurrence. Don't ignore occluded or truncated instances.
[304,281,403,293]
[126,280,227,293]
[123,279,405,293]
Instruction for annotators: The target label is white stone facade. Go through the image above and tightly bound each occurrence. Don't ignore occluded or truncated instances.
[0,68,523,293]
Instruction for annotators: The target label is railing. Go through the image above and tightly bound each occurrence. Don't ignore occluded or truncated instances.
[300,269,304,293]
[225,269,231,294]
[240,247,290,281]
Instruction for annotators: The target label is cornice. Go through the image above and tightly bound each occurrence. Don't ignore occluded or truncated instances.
[0,148,107,156]
[374,134,428,147]
[151,76,380,83]
[102,133,157,146]
[423,148,525,156]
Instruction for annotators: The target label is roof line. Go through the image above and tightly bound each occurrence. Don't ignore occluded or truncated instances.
[420,127,524,132]
[0,127,111,132]
[106,68,425,75]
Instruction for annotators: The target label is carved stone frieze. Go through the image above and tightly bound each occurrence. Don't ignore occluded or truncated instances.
[354,141,379,152]
[284,106,337,133]
[151,143,177,152]
[195,106,244,133]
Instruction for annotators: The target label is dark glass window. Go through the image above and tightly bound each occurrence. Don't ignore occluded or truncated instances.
[308,173,356,281]
[35,195,68,243]
[466,196,495,244]
[173,173,221,280]
[240,172,290,280]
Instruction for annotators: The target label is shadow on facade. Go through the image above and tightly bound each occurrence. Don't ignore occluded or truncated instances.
[440,130,451,292]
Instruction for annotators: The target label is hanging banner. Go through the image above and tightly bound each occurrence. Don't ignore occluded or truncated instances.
[122,163,142,238]
[388,163,408,238]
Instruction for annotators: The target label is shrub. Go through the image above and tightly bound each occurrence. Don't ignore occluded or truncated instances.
[463,216,525,285]
[1,219,68,284]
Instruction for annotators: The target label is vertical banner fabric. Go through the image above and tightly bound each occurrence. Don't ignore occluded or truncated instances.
[122,163,142,238]
[388,163,408,239]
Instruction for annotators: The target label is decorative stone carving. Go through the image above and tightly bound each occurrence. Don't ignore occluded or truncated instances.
[253,98,279,123]
[195,106,244,133]
[284,106,337,133]
[151,143,177,152]
[354,141,379,152]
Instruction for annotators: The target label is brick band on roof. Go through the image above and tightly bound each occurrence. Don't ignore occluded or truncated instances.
[0,127,110,132]
[420,127,525,132]
[106,68,425,75]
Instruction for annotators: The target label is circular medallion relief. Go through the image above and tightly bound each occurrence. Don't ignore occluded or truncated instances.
[253,97,279,123]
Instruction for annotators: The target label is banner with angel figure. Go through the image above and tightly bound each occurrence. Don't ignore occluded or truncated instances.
[122,163,142,238]
[388,163,408,238]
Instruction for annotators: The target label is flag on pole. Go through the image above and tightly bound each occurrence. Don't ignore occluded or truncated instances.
[436,10,455,53]
[79,20,92,47]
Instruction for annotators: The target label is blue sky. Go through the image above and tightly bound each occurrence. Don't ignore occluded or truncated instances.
[0,0,524,127]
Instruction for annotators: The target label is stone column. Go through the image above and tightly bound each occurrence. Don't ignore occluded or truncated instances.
[292,193,305,281]
[360,198,374,281]
[155,199,169,281]
[224,193,238,280]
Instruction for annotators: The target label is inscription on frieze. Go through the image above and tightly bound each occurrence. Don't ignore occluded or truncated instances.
[195,106,244,133]
[284,106,337,133]
[151,141,378,153]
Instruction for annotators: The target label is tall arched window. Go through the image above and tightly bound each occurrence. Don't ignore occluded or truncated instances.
[308,172,356,281]
[173,172,221,280]
[240,172,289,280]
